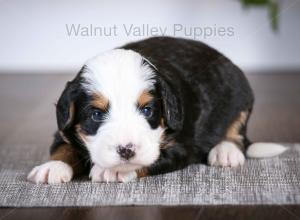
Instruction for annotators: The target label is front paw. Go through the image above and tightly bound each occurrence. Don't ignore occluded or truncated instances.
[89,164,137,183]
[118,171,137,182]
[208,141,245,167]
[27,161,73,184]
[89,165,116,182]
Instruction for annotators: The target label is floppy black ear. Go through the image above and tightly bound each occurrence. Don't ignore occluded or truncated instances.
[56,81,79,131]
[158,76,184,131]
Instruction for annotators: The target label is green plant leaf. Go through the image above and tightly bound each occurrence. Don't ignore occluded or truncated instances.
[269,1,279,30]
[242,0,269,6]
[240,0,279,31]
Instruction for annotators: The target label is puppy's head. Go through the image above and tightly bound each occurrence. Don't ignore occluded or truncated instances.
[56,49,183,172]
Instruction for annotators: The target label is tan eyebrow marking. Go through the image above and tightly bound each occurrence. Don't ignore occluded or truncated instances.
[90,93,109,110]
[137,90,154,107]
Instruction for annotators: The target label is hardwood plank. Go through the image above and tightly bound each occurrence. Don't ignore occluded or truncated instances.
[1,205,300,220]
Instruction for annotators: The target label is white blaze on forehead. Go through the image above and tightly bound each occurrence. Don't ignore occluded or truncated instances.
[82,49,156,104]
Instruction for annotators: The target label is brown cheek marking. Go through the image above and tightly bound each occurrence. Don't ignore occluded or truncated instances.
[50,144,85,175]
[160,118,165,128]
[59,131,70,144]
[75,124,88,144]
[160,131,165,143]
[159,129,176,149]
[136,168,148,178]
[160,139,176,149]
[138,90,154,107]
[225,111,249,150]
[91,93,109,110]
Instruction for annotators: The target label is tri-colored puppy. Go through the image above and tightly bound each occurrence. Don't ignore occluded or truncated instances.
[28,37,286,184]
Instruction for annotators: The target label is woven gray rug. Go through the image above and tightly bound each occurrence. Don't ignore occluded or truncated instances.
[0,144,299,207]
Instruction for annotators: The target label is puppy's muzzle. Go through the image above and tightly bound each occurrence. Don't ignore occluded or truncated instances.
[117,143,136,160]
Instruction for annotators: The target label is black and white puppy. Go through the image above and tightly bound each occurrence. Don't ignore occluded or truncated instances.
[28,37,286,184]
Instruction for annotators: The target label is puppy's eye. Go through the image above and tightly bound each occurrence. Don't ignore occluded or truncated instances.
[141,106,153,118]
[91,110,103,122]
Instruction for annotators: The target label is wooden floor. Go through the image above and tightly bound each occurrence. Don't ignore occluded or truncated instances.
[0,73,300,220]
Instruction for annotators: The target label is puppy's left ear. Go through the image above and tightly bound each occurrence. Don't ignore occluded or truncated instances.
[157,75,184,131]
[142,58,184,131]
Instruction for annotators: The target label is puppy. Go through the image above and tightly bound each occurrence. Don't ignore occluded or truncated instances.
[28,37,287,184]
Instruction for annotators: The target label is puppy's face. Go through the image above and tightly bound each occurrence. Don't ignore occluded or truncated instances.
[58,50,166,172]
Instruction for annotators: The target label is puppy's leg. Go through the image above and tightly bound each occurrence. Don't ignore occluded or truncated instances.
[134,142,189,178]
[208,111,249,167]
[27,144,85,184]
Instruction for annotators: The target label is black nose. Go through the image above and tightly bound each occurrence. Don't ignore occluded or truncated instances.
[117,143,135,160]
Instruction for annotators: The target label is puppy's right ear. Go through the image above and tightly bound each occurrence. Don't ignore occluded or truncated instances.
[56,81,79,131]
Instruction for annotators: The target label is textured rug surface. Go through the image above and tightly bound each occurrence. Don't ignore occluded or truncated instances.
[0,144,299,207]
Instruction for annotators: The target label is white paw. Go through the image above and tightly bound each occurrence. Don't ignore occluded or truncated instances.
[118,171,137,183]
[208,141,245,167]
[89,165,116,182]
[89,164,137,183]
[27,161,73,184]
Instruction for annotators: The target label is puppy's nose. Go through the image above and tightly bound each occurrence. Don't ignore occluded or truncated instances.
[117,143,135,160]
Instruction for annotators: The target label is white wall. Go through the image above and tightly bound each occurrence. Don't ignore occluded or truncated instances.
[0,0,300,73]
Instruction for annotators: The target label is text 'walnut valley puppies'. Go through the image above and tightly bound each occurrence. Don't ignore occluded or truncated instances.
[27,37,287,184]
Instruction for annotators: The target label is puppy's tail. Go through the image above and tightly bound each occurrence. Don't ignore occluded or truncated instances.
[246,143,288,158]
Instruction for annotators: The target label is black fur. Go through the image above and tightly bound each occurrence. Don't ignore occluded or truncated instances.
[123,37,254,175]
[51,37,254,177]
